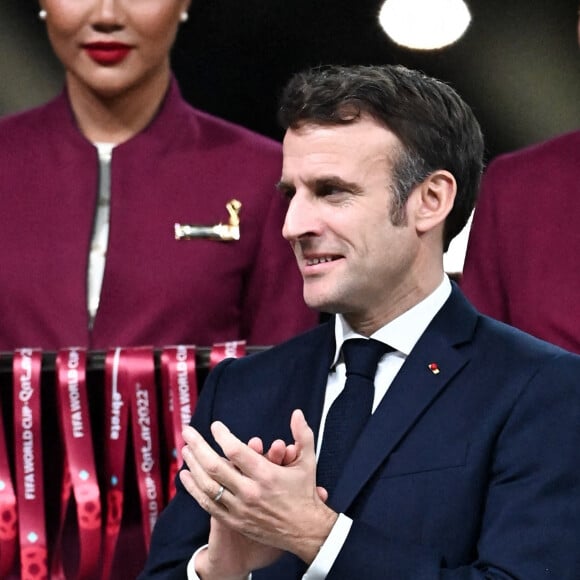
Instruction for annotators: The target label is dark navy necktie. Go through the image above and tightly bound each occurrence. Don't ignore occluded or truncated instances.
[317,338,391,497]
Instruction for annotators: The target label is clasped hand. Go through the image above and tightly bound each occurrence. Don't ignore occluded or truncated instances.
[179,409,336,579]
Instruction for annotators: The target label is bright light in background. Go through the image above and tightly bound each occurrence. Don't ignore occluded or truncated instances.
[379,0,471,50]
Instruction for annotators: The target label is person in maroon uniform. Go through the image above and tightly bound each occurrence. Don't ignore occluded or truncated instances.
[0,1,316,578]
[0,0,316,351]
[461,11,580,354]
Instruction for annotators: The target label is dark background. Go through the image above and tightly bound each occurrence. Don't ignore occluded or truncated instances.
[1,0,579,162]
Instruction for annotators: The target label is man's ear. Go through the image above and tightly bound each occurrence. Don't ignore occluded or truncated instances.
[412,170,456,234]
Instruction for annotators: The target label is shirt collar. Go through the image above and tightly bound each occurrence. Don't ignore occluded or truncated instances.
[332,275,452,367]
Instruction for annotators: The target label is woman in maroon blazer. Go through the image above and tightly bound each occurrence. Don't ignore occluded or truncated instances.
[461,129,580,354]
[461,9,580,355]
[0,0,316,351]
[0,2,316,579]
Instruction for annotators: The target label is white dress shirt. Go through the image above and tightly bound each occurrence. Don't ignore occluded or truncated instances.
[188,276,452,579]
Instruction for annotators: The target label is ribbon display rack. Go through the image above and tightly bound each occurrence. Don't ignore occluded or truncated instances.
[0,344,266,580]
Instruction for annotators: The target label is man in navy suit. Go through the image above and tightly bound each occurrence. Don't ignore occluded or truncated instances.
[141,65,580,579]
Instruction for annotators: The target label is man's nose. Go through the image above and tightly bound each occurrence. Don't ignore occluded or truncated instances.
[282,193,319,242]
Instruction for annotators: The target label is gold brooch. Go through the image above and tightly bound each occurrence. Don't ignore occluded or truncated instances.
[174,199,242,242]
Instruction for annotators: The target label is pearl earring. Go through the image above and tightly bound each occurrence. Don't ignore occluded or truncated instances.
[180,12,189,23]
[39,9,47,20]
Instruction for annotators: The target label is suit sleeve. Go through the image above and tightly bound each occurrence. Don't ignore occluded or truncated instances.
[461,159,510,323]
[138,361,234,579]
[327,353,580,579]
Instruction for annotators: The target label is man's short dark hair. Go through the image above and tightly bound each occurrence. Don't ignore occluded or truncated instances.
[278,64,484,251]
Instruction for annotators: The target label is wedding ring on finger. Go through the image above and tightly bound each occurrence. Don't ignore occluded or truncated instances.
[213,484,225,503]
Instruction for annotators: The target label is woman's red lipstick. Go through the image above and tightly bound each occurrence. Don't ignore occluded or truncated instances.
[83,42,132,65]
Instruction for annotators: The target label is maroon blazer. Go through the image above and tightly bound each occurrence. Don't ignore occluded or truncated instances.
[461,130,580,353]
[0,79,316,350]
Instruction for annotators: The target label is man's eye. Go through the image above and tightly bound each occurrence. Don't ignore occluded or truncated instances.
[318,185,345,197]
[279,188,295,201]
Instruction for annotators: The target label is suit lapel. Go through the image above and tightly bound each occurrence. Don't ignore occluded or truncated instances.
[330,286,478,512]
[281,321,336,441]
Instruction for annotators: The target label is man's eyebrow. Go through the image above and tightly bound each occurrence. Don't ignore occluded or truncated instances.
[312,176,363,194]
[275,180,292,191]
[277,176,360,189]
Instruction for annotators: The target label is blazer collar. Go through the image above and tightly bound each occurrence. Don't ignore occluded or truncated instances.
[330,284,479,511]
[53,75,196,156]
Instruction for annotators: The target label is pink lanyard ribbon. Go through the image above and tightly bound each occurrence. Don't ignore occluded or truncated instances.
[51,348,101,580]
[129,347,163,550]
[101,348,131,580]
[12,349,48,580]
[0,380,17,578]
[209,341,247,370]
[160,346,198,500]
[102,347,162,579]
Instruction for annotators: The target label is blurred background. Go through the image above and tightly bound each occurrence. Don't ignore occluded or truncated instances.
[1,0,579,268]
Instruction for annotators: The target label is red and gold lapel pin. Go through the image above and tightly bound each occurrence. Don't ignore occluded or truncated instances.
[428,362,440,375]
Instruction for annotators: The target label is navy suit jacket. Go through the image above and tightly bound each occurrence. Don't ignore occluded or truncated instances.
[141,286,580,579]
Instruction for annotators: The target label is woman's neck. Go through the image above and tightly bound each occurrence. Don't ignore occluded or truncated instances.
[65,69,171,145]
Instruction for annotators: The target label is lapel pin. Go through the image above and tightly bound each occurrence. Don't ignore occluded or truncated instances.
[175,198,242,241]
[428,362,440,375]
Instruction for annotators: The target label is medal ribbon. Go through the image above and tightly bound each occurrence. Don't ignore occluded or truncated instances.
[0,387,17,578]
[126,347,163,551]
[52,348,101,579]
[209,341,247,370]
[12,349,48,580]
[160,346,198,500]
[101,348,131,580]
